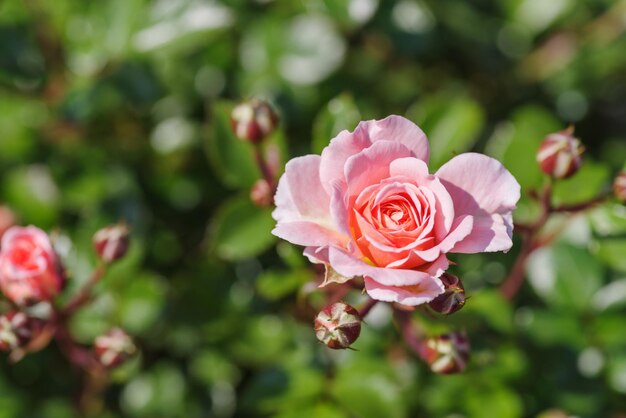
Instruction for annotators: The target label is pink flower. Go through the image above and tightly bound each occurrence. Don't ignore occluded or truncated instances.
[272,115,520,305]
[0,226,65,305]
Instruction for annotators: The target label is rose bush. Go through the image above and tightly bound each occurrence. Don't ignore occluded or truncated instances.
[0,226,65,305]
[272,115,520,305]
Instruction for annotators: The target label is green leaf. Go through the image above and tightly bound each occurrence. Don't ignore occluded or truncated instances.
[408,92,485,170]
[552,160,610,206]
[256,269,314,301]
[118,273,167,335]
[312,93,361,154]
[519,309,586,347]
[593,239,626,273]
[486,105,561,190]
[209,195,276,260]
[527,243,604,312]
[589,203,626,236]
[332,361,405,418]
[3,165,60,227]
[464,384,522,418]
[205,101,261,188]
[461,289,514,333]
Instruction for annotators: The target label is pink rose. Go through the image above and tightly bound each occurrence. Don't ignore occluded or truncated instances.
[272,115,520,305]
[0,226,65,305]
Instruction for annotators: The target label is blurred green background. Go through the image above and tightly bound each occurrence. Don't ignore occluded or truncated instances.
[1,0,626,417]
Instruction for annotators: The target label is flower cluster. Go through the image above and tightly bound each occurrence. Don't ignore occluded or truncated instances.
[0,223,135,369]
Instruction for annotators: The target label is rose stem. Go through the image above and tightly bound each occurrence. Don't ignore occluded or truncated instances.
[358,298,378,319]
[500,183,610,300]
[394,309,429,361]
[253,145,276,193]
[62,265,106,317]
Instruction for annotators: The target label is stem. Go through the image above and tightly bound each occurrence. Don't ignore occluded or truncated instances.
[500,183,609,301]
[358,298,378,319]
[63,265,106,317]
[254,146,276,192]
[500,232,533,300]
[394,309,429,361]
[552,192,611,213]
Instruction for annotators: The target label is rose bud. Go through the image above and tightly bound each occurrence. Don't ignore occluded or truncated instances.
[93,224,130,263]
[0,226,65,306]
[250,179,273,207]
[0,311,46,352]
[230,99,278,144]
[536,127,584,179]
[613,170,626,203]
[428,273,466,315]
[314,302,362,349]
[421,332,470,374]
[94,327,136,368]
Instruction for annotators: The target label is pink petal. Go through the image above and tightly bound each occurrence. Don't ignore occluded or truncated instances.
[272,155,347,247]
[319,115,430,193]
[320,128,371,194]
[344,141,413,197]
[390,158,455,239]
[365,115,430,163]
[364,276,444,306]
[435,153,520,253]
[328,246,449,287]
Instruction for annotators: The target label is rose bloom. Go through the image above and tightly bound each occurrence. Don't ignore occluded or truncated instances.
[272,116,520,305]
[0,226,65,305]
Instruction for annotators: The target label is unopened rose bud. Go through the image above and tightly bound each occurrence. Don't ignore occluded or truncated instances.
[428,273,466,315]
[536,127,584,179]
[613,171,626,203]
[314,302,362,349]
[0,311,46,352]
[0,226,65,306]
[93,224,129,263]
[230,99,278,144]
[422,332,470,374]
[94,328,136,368]
[250,179,273,207]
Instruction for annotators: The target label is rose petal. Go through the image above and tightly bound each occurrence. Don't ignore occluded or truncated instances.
[319,115,429,193]
[344,141,413,197]
[364,276,444,306]
[435,153,520,253]
[365,115,430,163]
[272,155,347,247]
[328,246,448,287]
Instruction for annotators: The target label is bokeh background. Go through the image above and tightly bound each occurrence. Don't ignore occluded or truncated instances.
[1,0,626,417]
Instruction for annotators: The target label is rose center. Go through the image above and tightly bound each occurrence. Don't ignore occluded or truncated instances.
[8,240,43,272]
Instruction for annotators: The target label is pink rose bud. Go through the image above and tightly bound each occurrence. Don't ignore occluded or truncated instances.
[536,127,584,179]
[94,327,136,368]
[0,206,16,240]
[0,311,46,352]
[428,273,466,315]
[93,224,130,263]
[0,226,65,306]
[250,179,274,207]
[422,332,470,374]
[613,170,626,203]
[314,302,362,349]
[230,99,278,144]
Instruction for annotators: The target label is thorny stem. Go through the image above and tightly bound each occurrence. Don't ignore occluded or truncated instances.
[500,182,609,300]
